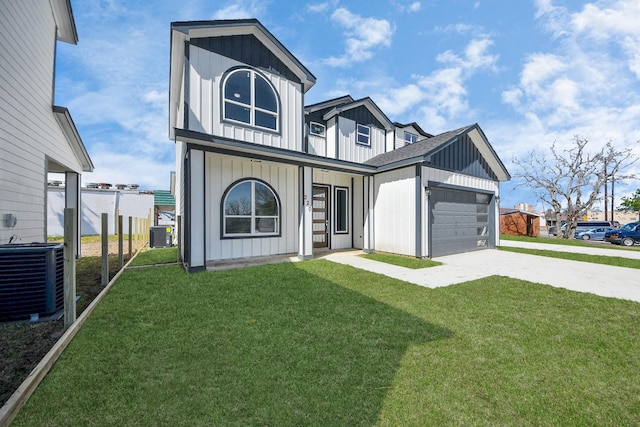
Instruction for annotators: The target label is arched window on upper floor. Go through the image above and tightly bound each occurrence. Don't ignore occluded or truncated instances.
[222,68,279,132]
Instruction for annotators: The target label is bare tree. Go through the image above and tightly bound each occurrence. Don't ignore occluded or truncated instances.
[513,136,637,238]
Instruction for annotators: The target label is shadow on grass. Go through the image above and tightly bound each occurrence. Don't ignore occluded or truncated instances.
[14,260,451,426]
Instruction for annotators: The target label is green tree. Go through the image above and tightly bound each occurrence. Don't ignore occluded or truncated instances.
[619,189,640,220]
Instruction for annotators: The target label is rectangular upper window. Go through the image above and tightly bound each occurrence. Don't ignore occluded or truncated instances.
[356,124,370,146]
[310,122,326,137]
[335,187,349,234]
[405,132,418,144]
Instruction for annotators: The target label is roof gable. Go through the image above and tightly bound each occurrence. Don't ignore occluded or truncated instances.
[305,95,355,125]
[170,19,317,139]
[365,124,510,181]
[322,97,393,131]
[429,132,498,181]
[394,122,433,138]
[305,95,355,114]
[190,34,301,84]
[172,19,315,92]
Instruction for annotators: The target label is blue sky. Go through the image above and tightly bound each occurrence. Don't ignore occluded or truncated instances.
[55,0,640,211]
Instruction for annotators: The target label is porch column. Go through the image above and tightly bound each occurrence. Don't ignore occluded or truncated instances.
[362,175,374,253]
[187,149,205,271]
[298,166,313,260]
[65,172,81,258]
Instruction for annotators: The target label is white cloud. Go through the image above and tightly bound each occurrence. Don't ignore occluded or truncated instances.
[212,1,265,20]
[370,36,498,132]
[464,38,499,71]
[501,0,640,139]
[570,0,640,78]
[307,1,338,13]
[324,8,393,67]
[375,84,424,117]
[408,2,422,12]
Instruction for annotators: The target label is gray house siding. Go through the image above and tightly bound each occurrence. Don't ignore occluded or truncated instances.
[0,0,91,245]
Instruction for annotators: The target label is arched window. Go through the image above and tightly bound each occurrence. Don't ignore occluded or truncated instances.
[222,68,279,131]
[222,179,280,237]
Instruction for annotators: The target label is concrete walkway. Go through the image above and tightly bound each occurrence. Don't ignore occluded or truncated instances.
[323,242,640,303]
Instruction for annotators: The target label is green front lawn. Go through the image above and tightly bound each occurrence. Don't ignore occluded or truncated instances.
[13,254,640,426]
[361,252,442,269]
[501,233,640,251]
[499,246,640,269]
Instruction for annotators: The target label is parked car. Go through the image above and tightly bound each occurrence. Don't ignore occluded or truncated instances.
[604,222,640,246]
[574,226,615,241]
[550,221,616,237]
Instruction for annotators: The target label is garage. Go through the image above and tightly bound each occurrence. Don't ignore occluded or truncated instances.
[430,187,494,257]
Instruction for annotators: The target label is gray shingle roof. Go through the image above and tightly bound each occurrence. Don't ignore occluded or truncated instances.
[364,124,474,167]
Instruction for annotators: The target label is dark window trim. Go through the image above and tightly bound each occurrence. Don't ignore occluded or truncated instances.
[356,123,371,147]
[334,185,349,234]
[220,66,282,135]
[220,177,282,239]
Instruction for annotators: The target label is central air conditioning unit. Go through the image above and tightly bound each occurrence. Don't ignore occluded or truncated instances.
[150,226,173,248]
[0,243,65,322]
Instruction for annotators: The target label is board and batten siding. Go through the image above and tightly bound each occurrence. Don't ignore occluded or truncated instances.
[188,45,304,152]
[307,134,326,157]
[336,117,386,163]
[205,152,299,260]
[0,0,85,244]
[373,167,418,256]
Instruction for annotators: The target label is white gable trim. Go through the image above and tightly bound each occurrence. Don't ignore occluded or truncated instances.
[53,106,94,172]
[322,98,393,131]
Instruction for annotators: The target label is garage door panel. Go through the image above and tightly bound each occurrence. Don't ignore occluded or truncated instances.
[430,187,493,257]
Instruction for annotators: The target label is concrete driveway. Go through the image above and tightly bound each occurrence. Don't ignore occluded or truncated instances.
[324,241,640,303]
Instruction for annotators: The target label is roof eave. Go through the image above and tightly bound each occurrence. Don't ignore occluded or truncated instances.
[53,106,94,172]
[322,98,393,130]
[174,128,377,175]
[50,0,78,44]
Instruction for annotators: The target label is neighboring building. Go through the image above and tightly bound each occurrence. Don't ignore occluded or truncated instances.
[154,190,176,226]
[0,0,93,252]
[586,210,639,225]
[169,19,510,272]
[47,184,154,236]
[500,208,542,237]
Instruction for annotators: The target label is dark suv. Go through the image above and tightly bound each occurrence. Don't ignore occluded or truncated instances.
[604,221,640,246]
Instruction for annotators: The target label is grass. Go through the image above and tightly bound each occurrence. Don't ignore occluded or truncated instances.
[499,246,640,269]
[12,257,640,426]
[128,247,178,267]
[0,253,129,406]
[361,252,442,269]
[501,233,640,251]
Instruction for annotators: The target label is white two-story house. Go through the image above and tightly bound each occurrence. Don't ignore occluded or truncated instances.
[0,0,93,252]
[169,19,510,272]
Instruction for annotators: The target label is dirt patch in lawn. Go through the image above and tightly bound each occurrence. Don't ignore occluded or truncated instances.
[0,244,129,406]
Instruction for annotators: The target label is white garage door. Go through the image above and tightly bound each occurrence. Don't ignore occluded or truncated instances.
[430,188,493,257]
